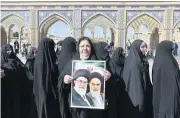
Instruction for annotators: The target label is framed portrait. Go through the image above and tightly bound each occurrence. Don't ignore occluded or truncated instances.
[71,60,106,109]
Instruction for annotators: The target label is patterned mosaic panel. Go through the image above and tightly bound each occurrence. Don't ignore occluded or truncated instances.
[126,10,164,24]
[81,10,118,26]
[1,10,30,22]
[38,10,73,25]
[0,5,175,9]
[174,10,180,26]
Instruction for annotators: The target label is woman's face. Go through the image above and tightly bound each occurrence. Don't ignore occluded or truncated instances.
[79,40,91,57]
[33,49,37,56]
[140,42,147,54]
[6,48,12,56]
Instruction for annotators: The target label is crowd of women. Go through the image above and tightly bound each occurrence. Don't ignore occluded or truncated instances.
[1,36,180,118]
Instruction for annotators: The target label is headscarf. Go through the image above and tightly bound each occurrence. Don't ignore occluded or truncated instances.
[57,37,77,75]
[26,47,36,60]
[152,40,180,118]
[75,36,97,60]
[1,44,23,65]
[33,38,57,118]
[94,42,109,61]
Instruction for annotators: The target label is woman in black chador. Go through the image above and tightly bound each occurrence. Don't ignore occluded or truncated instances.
[58,37,111,118]
[152,40,180,118]
[1,44,31,118]
[108,47,125,118]
[122,40,153,118]
[25,47,36,77]
[33,38,61,118]
[57,37,76,75]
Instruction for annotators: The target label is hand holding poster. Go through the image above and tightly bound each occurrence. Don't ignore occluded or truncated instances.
[71,60,106,109]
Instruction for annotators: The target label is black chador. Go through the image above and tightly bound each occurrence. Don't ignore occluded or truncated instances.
[33,38,61,118]
[1,44,31,118]
[57,37,76,75]
[153,40,180,118]
[122,40,153,118]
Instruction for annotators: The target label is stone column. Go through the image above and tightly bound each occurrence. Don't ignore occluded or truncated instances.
[7,33,10,44]
[30,9,39,47]
[164,9,173,41]
[117,9,126,49]
[73,9,82,40]
[18,31,22,53]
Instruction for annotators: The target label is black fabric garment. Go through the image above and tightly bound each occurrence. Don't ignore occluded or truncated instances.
[152,40,180,118]
[107,47,125,118]
[2,44,23,65]
[122,40,153,118]
[93,42,109,61]
[25,47,36,79]
[58,37,107,118]
[1,44,31,118]
[33,38,60,118]
[57,37,77,75]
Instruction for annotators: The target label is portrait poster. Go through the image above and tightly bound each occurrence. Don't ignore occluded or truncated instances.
[71,60,106,109]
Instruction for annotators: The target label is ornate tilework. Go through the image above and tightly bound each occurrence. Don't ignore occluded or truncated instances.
[126,10,164,24]
[174,10,180,26]
[1,10,30,22]
[81,10,118,26]
[38,10,73,25]
[117,5,125,8]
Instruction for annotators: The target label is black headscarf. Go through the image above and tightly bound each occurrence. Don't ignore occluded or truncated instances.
[152,40,180,118]
[25,47,36,79]
[33,38,57,118]
[58,37,99,118]
[94,42,109,61]
[57,37,77,75]
[1,44,23,65]
[122,40,153,118]
[26,47,36,60]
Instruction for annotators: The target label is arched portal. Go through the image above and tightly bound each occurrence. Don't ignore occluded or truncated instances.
[46,20,72,43]
[126,14,163,50]
[39,14,72,43]
[83,14,116,43]
[1,14,29,51]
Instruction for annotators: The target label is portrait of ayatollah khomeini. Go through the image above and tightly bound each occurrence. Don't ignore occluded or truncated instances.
[71,69,94,107]
[86,72,104,108]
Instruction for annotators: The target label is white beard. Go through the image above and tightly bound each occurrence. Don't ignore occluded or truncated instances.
[74,86,87,96]
[90,89,100,98]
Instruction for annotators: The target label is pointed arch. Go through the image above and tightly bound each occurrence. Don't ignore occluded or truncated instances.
[127,13,163,29]
[39,13,72,33]
[82,13,115,27]
[1,14,29,27]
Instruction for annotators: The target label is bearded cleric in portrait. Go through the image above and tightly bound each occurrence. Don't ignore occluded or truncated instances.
[71,69,94,107]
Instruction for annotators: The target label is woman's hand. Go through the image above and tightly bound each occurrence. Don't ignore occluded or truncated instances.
[103,70,111,81]
[64,75,72,84]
